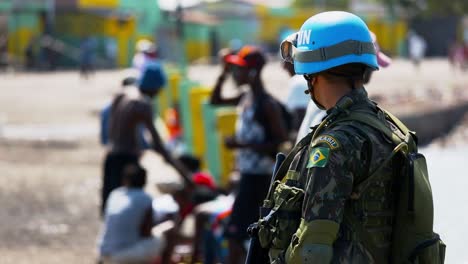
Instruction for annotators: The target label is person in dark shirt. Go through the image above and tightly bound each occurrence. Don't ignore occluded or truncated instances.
[210,46,288,264]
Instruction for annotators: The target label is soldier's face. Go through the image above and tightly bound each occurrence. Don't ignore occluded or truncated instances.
[305,74,326,110]
[304,74,316,98]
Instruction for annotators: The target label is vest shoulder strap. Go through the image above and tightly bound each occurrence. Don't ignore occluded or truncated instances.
[338,110,402,145]
[273,132,313,183]
[332,108,413,197]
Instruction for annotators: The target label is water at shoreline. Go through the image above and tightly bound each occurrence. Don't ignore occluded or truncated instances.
[421,144,468,264]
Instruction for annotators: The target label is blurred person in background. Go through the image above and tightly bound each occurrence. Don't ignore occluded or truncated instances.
[190,173,239,264]
[408,30,427,69]
[80,35,96,78]
[40,34,60,71]
[105,38,118,68]
[132,39,158,76]
[209,45,288,264]
[449,39,467,71]
[215,39,243,67]
[154,153,219,264]
[296,100,326,142]
[364,31,392,83]
[102,63,191,217]
[228,39,243,54]
[100,77,144,147]
[25,36,38,70]
[0,34,8,70]
[155,154,218,226]
[98,163,174,264]
[282,60,310,133]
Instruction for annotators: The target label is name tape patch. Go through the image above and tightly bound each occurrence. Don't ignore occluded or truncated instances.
[314,135,340,149]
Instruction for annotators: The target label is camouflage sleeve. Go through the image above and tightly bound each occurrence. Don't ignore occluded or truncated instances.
[302,128,367,223]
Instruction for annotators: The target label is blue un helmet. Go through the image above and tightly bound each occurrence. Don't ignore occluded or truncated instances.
[280,11,378,75]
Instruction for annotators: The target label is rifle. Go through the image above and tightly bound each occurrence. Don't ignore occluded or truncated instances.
[245,152,286,264]
[244,133,314,264]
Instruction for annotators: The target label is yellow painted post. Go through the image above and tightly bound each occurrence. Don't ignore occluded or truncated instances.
[156,69,181,131]
[216,109,237,187]
[254,7,316,44]
[118,20,134,67]
[8,28,34,61]
[155,115,170,142]
[366,17,378,36]
[106,16,136,67]
[185,40,210,62]
[157,86,171,116]
[394,20,408,55]
[78,0,118,8]
[381,22,392,53]
[169,71,181,103]
[188,87,213,160]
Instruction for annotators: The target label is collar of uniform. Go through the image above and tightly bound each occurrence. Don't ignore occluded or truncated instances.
[326,87,368,115]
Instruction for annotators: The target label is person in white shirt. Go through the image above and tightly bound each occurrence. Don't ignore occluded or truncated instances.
[98,164,173,264]
[283,61,311,131]
[132,39,158,76]
[281,61,326,143]
[296,101,326,143]
[408,30,427,68]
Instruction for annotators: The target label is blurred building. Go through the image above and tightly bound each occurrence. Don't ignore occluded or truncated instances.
[2,0,162,68]
[161,0,259,62]
[54,0,165,67]
[1,0,464,68]
[0,0,50,66]
[409,16,460,57]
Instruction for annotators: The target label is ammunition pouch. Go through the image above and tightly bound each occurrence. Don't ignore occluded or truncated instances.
[257,173,305,260]
[407,233,446,264]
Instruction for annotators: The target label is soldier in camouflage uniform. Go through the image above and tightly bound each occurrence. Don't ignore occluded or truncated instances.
[290,87,396,263]
[275,11,399,263]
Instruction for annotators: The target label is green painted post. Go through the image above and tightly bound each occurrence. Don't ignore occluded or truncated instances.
[179,79,198,153]
[202,101,222,183]
[0,1,12,11]
[119,0,162,37]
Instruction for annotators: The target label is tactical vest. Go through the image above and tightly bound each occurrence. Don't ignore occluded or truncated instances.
[339,108,445,264]
[256,97,445,264]
[335,105,399,261]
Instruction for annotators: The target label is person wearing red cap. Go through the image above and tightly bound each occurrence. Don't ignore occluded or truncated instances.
[210,45,289,264]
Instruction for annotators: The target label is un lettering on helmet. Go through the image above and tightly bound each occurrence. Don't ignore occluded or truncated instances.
[297,30,312,46]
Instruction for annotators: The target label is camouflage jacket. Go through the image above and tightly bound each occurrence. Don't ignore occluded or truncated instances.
[292,88,397,263]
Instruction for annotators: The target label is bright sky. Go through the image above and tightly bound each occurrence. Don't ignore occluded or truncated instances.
[157,0,292,11]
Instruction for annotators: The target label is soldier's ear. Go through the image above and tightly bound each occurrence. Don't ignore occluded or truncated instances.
[312,74,320,85]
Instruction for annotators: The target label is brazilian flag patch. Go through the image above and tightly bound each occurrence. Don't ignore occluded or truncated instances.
[307,147,330,168]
